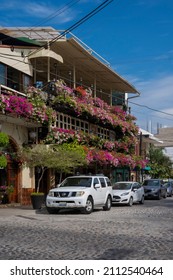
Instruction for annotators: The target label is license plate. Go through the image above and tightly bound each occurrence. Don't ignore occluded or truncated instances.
[59,202,66,207]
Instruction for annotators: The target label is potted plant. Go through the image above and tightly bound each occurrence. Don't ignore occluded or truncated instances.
[0,185,14,204]
[19,143,87,209]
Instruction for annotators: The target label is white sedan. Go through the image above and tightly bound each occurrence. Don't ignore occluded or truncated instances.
[112,181,145,206]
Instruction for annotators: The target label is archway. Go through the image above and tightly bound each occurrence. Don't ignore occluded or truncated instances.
[0,137,21,203]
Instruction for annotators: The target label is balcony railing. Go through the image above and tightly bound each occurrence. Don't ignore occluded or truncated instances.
[0,84,26,97]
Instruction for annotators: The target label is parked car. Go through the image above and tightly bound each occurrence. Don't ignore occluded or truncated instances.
[163,181,173,197]
[142,179,167,199]
[46,175,113,214]
[112,181,145,206]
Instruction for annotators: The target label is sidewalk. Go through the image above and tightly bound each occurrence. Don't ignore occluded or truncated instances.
[0,203,33,209]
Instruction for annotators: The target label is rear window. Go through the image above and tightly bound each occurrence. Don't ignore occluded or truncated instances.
[143,180,160,186]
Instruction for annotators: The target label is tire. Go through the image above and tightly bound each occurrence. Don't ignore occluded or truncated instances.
[139,195,145,204]
[128,196,133,206]
[46,207,60,214]
[163,192,167,199]
[103,195,112,211]
[157,192,161,200]
[82,196,93,214]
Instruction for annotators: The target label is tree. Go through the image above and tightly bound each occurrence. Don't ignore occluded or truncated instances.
[147,145,173,178]
[20,143,87,193]
[52,142,87,182]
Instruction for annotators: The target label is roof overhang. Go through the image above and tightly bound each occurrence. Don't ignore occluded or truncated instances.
[28,48,63,63]
[139,128,163,144]
[51,37,140,95]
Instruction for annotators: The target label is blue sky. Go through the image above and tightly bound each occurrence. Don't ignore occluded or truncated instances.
[1,0,173,133]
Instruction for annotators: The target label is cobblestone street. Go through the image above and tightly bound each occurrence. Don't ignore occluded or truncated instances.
[0,197,173,260]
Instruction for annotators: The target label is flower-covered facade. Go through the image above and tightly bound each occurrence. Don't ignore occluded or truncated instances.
[0,26,144,205]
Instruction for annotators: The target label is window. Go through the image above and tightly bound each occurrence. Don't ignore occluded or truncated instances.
[0,63,6,85]
[99,178,106,188]
[56,113,89,133]
[56,113,110,140]
[112,91,125,106]
[97,127,109,139]
[105,178,111,186]
[93,178,99,186]
[7,66,20,91]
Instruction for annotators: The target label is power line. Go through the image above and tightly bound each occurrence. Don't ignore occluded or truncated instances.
[130,100,173,117]
[29,0,114,57]
[29,0,81,28]
[0,0,82,43]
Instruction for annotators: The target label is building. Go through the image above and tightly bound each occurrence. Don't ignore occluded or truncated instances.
[0,27,144,205]
[154,127,173,163]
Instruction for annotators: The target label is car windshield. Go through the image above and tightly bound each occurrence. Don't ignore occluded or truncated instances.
[59,177,92,188]
[113,183,132,190]
[143,180,160,187]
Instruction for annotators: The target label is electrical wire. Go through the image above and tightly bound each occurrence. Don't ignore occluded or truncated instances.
[29,0,114,57]
[130,100,173,117]
[0,0,82,43]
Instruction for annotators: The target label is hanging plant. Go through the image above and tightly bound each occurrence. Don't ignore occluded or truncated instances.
[0,132,9,147]
[0,155,7,168]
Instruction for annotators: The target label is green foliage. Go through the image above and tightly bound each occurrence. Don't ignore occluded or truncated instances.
[53,94,77,107]
[0,132,9,147]
[19,143,87,192]
[52,142,87,174]
[0,155,7,168]
[30,192,44,196]
[147,145,173,178]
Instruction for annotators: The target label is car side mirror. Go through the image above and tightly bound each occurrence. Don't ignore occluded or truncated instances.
[132,188,137,192]
[94,183,100,189]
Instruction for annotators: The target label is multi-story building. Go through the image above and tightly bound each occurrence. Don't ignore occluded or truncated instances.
[0,27,144,205]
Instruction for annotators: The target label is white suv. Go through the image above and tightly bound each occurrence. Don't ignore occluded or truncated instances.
[46,175,113,214]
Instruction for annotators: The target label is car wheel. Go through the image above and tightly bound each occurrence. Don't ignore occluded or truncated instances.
[103,195,112,211]
[82,196,93,214]
[46,207,60,214]
[139,195,145,204]
[157,192,161,200]
[128,196,133,206]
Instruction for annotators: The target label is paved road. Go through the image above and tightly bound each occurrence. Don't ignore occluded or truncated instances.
[0,197,173,260]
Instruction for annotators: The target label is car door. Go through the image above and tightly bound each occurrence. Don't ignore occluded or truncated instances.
[132,183,141,202]
[160,181,165,197]
[98,177,107,203]
[92,177,103,205]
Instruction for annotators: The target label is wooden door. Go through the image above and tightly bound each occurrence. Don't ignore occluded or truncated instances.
[7,162,19,203]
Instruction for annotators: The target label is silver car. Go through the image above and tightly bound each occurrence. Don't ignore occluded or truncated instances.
[164,182,173,197]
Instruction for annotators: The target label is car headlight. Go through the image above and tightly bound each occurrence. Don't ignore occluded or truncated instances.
[48,191,54,197]
[121,192,130,196]
[151,188,157,193]
[75,191,85,196]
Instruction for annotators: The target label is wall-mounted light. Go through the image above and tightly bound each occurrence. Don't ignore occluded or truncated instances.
[28,129,37,144]
[29,131,37,140]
